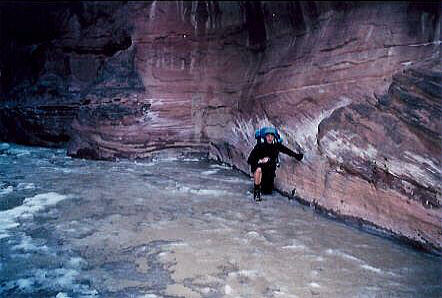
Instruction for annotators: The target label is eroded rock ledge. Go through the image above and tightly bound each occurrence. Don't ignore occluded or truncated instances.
[314,59,441,252]
[0,1,441,253]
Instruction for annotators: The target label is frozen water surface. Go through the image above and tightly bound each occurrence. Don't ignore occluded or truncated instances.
[0,143,441,298]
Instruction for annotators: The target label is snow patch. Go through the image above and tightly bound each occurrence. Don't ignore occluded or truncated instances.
[0,185,13,196]
[325,249,392,276]
[282,243,307,250]
[12,235,49,253]
[0,142,10,149]
[229,270,258,278]
[68,257,87,269]
[182,158,201,162]
[1,267,97,297]
[224,284,233,294]
[167,242,189,248]
[361,264,382,274]
[0,192,68,240]
[282,239,308,250]
[152,156,178,162]
[246,231,261,238]
[139,294,159,298]
[325,249,363,263]
[16,278,33,291]
[17,183,36,190]
[53,268,80,287]
[172,184,230,196]
[210,163,232,170]
[201,169,219,175]
[8,147,31,156]
[191,189,229,196]
[221,177,248,184]
[245,231,268,242]
[309,282,321,288]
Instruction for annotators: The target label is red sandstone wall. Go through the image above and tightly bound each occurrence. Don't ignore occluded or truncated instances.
[0,1,440,252]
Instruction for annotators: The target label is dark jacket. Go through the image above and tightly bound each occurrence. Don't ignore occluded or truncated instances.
[247,142,303,172]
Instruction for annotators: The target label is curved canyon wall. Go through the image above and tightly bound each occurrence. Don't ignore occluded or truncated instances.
[0,1,441,253]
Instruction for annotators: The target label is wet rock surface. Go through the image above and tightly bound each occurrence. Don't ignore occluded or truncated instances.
[0,143,441,297]
[0,2,441,252]
[316,58,442,253]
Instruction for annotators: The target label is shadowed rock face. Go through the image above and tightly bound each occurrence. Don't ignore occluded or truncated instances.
[0,1,441,253]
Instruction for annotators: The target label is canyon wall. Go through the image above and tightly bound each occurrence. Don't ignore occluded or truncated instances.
[0,1,440,253]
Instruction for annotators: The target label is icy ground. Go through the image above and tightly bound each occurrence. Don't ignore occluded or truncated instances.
[0,143,441,298]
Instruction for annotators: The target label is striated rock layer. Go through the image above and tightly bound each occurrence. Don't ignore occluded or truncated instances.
[0,2,441,253]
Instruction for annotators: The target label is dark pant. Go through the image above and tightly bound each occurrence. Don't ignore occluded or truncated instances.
[252,164,276,194]
[261,169,275,194]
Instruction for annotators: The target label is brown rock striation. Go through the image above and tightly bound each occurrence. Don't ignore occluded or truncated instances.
[0,1,440,252]
[315,58,441,252]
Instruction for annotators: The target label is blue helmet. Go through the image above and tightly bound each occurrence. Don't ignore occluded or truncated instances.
[254,126,283,144]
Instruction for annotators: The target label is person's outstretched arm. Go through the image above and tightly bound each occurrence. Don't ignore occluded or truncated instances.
[277,143,303,161]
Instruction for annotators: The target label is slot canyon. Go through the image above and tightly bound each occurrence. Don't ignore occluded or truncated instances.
[0,2,441,297]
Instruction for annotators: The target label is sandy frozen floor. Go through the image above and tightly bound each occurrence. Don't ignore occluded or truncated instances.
[0,143,441,298]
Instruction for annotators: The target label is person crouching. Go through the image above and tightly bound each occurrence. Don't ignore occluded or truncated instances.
[247,132,303,201]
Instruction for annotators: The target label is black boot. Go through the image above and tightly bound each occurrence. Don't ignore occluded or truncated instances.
[254,184,262,201]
